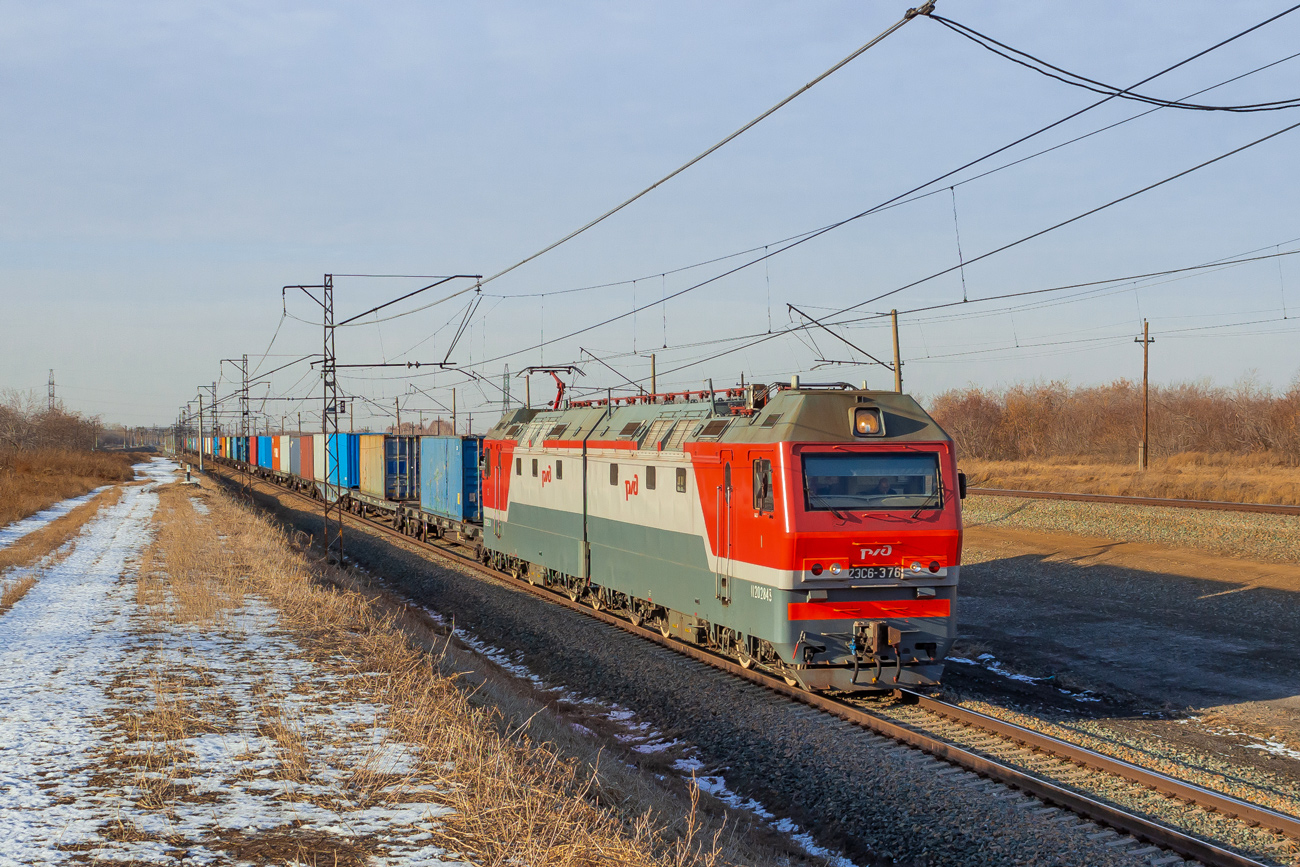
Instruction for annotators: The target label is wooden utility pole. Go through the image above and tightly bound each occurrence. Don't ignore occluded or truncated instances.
[1135,319,1155,470]
[452,388,457,436]
[891,309,902,393]
[395,397,400,435]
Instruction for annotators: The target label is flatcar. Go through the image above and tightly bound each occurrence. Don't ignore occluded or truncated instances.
[186,378,964,692]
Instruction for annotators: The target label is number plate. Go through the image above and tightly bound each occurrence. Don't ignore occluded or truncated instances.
[848,566,902,580]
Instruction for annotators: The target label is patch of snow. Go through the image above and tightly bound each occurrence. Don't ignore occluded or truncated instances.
[0,480,165,864]
[952,652,1098,701]
[0,486,110,552]
[1244,738,1300,761]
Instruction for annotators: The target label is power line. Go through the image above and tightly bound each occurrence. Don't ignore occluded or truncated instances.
[476,3,932,289]
[930,9,1300,112]
[467,117,1300,371]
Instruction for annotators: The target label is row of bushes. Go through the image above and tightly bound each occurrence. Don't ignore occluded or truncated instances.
[0,391,102,453]
[928,379,1300,463]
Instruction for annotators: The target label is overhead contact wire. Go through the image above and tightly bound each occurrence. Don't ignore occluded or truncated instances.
[475,3,932,289]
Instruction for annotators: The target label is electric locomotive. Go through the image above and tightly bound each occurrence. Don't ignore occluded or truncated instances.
[480,379,963,692]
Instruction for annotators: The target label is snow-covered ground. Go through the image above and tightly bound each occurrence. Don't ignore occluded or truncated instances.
[0,463,172,865]
[0,461,463,867]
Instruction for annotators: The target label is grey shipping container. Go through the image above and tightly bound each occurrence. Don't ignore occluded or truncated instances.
[289,437,301,477]
[419,436,482,522]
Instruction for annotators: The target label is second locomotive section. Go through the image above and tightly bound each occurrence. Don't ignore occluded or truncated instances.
[481,383,964,691]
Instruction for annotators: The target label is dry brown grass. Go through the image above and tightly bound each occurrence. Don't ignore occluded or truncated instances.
[0,448,139,527]
[107,479,794,867]
[0,575,37,613]
[963,451,1300,504]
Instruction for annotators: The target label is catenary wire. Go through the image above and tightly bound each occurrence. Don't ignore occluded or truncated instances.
[474,4,931,290]
[930,10,1300,112]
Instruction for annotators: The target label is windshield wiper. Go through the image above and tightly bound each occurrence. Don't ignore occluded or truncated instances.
[807,493,852,521]
[910,490,942,519]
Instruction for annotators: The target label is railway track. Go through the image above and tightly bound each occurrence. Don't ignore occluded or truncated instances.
[968,487,1300,517]
[205,460,1299,867]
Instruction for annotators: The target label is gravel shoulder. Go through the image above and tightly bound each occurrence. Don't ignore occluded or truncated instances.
[953,494,1300,835]
[964,495,1300,564]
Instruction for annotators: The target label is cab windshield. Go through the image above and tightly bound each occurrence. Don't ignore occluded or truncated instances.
[802,452,941,511]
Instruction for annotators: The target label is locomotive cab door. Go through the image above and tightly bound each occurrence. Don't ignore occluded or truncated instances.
[716,458,733,604]
[492,445,502,538]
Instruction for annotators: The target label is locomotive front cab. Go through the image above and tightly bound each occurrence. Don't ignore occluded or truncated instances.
[751,388,963,692]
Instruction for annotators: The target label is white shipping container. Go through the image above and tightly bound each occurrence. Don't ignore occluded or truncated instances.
[313,433,326,482]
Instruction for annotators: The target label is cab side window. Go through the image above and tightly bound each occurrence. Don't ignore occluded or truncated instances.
[753,458,775,512]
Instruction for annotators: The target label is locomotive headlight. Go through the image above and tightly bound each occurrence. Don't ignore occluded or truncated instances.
[829,563,842,575]
[852,407,883,437]
[909,561,923,573]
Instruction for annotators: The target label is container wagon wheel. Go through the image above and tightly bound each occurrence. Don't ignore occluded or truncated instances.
[737,647,756,670]
[567,583,582,603]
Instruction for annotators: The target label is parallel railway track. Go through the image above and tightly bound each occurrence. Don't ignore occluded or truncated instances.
[205,460,1298,867]
[969,487,1300,517]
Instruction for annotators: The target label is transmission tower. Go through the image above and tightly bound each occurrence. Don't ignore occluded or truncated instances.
[47,370,55,412]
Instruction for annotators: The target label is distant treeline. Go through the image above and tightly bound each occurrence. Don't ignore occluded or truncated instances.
[387,419,455,436]
[0,390,101,453]
[929,379,1300,463]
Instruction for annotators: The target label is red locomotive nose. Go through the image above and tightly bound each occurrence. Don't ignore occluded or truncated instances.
[810,563,824,576]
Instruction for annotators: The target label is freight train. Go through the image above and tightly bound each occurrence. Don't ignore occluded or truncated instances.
[184,380,965,692]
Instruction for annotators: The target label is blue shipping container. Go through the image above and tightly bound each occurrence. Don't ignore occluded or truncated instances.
[419,436,482,522]
[326,433,360,488]
[386,436,419,500]
[258,436,273,469]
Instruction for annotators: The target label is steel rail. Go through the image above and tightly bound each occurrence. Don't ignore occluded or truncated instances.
[970,487,1300,516]
[902,691,1300,840]
[201,458,1287,867]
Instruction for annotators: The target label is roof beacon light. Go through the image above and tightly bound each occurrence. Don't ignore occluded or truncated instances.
[853,406,883,437]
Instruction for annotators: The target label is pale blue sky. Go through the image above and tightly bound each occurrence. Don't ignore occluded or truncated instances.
[3,1,1298,428]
